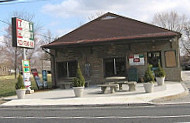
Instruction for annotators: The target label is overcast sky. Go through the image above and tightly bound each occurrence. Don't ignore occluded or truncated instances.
[0,0,190,38]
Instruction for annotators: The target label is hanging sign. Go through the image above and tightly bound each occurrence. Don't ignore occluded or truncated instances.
[12,17,34,49]
[129,54,145,66]
[22,60,31,87]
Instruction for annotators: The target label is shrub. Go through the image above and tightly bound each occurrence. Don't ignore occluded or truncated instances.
[73,63,85,87]
[155,63,166,77]
[144,64,155,83]
[15,74,25,89]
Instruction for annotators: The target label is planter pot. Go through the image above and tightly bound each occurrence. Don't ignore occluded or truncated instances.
[73,87,84,97]
[144,83,154,93]
[156,77,165,86]
[16,89,26,99]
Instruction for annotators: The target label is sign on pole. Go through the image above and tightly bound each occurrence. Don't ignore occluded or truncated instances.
[22,60,31,87]
[12,17,34,49]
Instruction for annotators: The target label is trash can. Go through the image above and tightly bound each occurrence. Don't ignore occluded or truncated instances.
[128,67,138,82]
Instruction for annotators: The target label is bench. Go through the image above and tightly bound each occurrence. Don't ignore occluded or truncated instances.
[59,80,90,89]
[126,81,137,91]
[97,84,119,94]
[59,82,73,89]
[108,81,137,91]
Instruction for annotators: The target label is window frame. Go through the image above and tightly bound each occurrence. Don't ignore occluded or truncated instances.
[103,57,126,77]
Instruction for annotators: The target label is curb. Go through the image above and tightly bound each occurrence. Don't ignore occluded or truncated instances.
[0,103,154,108]
[151,83,189,104]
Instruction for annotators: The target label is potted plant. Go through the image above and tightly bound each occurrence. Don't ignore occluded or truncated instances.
[73,63,85,97]
[15,74,26,99]
[155,63,166,86]
[143,64,155,93]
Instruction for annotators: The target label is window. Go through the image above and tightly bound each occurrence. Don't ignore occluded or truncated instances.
[147,51,161,69]
[104,57,126,77]
[57,60,77,78]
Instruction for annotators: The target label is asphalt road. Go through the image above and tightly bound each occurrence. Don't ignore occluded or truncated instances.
[1,104,190,123]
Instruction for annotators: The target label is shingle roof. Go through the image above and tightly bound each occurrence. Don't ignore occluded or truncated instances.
[42,12,180,48]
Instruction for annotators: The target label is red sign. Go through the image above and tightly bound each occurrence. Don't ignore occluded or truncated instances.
[133,58,140,62]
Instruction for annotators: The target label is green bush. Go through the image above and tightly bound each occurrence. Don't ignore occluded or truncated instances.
[15,74,25,89]
[73,63,85,87]
[144,64,155,83]
[155,63,166,77]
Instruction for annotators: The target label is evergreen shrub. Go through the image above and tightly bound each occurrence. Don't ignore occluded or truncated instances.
[15,74,25,89]
[73,63,85,87]
[144,64,155,83]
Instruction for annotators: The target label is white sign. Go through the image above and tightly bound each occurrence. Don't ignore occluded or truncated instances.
[129,54,145,66]
[22,60,31,87]
[12,18,34,48]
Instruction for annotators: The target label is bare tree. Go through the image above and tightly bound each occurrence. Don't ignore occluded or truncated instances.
[152,11,187,32]
[182,23,190,55]
[1,11,42,76]
[152,11,190,57]
[30,30,55,71]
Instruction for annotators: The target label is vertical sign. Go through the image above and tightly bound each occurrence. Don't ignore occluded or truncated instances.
[12,17,34,48]
[22,60,31,87]
[42,70,48,88]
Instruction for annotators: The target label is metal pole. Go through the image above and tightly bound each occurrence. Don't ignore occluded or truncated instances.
[23,48,31,91]
[114,58,117,75]
[14,47,17,79]
[23,48,26,60]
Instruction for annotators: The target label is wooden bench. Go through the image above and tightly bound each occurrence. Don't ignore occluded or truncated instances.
[97,84,118,94]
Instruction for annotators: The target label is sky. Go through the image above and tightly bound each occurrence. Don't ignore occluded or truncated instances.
[0,0,190,40]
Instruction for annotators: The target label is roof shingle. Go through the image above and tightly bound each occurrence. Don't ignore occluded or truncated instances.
[42,12,180,48]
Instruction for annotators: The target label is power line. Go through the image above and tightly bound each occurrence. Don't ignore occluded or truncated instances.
[0,0,52,5]
[0,0,17,3]
[0,19,9,25]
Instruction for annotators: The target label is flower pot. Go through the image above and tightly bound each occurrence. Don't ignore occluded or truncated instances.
[156,77,165,86]
[144,83,154,93]
[73,87,84,97]
[16,89,26,99]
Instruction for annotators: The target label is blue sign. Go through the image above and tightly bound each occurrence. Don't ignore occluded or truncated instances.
[42,70,48,88]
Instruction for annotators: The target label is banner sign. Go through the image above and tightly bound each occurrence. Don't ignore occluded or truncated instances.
[42,70,48,88]
[129,54,145,66]
[22,60,31,87]
[12,17,34,49]
[31,68,43,89]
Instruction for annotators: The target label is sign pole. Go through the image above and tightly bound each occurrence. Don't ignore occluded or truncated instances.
[23,48,26,60]
[12,17,34,94]
[23,48,32,92]
[14,47,17,79]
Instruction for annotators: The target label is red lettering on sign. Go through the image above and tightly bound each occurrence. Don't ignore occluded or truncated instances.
[133,58,140,62]
[18,40,23,45]
[16,19,23,39]
[30,42,34,47]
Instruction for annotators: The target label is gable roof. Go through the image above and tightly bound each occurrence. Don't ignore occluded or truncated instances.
[42,12,180,48]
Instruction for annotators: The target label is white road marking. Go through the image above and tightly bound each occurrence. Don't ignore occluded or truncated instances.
[1,115,190,119]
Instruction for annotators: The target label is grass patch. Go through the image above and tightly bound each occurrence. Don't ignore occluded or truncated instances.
[0,74,52,97]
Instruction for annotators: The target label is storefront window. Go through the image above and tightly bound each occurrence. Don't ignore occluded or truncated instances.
[104,57,126,77]
[57,60,77,78]
[147,51,161,70]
